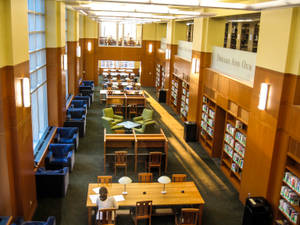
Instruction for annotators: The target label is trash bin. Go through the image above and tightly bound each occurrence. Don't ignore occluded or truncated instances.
[158,89,167,103]
[184,121,197,142]
[242,197,272,225]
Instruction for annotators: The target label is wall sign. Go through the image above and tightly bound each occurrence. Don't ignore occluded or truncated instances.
[211,46,257,87]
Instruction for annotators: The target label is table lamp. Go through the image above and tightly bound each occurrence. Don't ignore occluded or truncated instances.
[158,176,171,194]
[118,176,132,195]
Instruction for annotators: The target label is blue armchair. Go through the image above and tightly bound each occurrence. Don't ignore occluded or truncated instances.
[70,100,87,115]
[21,217,56,225]
[74,95,90,108]
[82,80,94,90]
[55,127,79,150]
[45,144,75,171]
[35,167,69,198]
[65,108,86,137]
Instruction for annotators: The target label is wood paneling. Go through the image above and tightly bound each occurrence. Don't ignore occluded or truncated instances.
[173,55,191,81]
[140,40,157,87]
[67,41,79,95]
[189,51,211,123]
[46,47,66,127]
[0,61,37,219]
[240,66,284,203]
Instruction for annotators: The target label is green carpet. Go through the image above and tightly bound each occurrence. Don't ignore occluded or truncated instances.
[33,85,244,225]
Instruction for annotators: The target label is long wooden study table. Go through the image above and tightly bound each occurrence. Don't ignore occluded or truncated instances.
[104,129,168,173]
[86,182,205,225]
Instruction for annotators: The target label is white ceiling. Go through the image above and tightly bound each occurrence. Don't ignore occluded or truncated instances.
[62,0,300,23]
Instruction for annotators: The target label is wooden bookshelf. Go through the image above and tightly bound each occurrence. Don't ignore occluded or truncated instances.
[161,66,166,89]
[170,75,181,113]
[199,95,226,158]
[155,64,161,91]
[180,81,189,121]
[277,145,300,225]
[220,109,248,191]
[224,21,260,53]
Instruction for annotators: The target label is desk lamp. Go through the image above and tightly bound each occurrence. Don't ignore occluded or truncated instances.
[118,176,132,195]
[158,176,171,194]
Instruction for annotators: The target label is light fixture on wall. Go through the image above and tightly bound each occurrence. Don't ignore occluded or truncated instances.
[87,41,92,51]
[16,79,23,107]
[258,83,269,110]
[148,43,153,53]
[63,54,68,70]
[76,46,81,57]
[196,58,200,73]
[23,77,31,108]
[192,58,196,73]
[165,49,171,60]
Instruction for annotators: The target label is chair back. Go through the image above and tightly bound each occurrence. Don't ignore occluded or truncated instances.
[178,208,199,225]
[149,152,162,165]
[115,151,127,165]
[103,108,114,118]
[142,109,153,121]
[172,174,187,182]
[97,208,116,225]
[136,201,152,218]
[129,104,138,114]
[97,176,112,185]
[138,173,153,183]
[114,104,123,115]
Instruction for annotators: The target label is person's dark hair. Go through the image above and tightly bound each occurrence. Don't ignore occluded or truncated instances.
[99,186,108,201]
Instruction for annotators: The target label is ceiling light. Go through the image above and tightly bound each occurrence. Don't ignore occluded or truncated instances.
[200,0,247,9]
[152,0,200,6]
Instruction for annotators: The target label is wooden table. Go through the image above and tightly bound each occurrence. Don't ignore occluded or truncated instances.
[86,182,205,225]
[104,129,168,173]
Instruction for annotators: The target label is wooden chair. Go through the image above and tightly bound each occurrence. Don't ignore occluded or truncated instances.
[128,104,138,119]
[131,201,152,225]
[97,176,112,185]
[114,104,123,116]
[175,208,199,225]
[138,173,153,183]
[148,152,162,176]
[114,151,127,176]
[172,174,187,182]
[97,208,116,225]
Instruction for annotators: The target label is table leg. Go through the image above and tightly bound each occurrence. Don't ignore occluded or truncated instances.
[198,204,203,225]
[88,207,92,225]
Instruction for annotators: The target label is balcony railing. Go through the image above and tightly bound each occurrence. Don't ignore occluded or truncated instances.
[177,40,192,61]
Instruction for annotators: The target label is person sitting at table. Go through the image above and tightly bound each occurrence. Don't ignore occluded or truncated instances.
[96,186,119,221]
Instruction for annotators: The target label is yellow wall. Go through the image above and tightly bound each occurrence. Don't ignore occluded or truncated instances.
[45,1,65,48]
[142,23,156,40]
[166,20,174,45]
[172,21,188,44]
[192,18,204,51]
[256,8,293,73]
[0,0,12,67]
[84,17,98,39]
[207,8,257,17]
[156,23,167,41]
[286,7,300,76]
[136,24,142,43]
[203,18,226,52]
[142,23,167,41]
[79,14,84,39]
[67,9,79,42]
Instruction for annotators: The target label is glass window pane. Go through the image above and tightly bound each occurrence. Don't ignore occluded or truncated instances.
[30,71,37,91]
[28,0,35,11]
[28,13,35,32]
[29,33,36,51]
[29,53,36,72]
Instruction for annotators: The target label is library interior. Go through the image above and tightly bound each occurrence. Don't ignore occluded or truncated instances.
[1,1,300,225]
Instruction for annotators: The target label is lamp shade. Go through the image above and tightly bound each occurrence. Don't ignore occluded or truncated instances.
[158,176,171,184]
[119,176,132,185]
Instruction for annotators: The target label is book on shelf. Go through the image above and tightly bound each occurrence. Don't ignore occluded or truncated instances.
[279,199,299,224]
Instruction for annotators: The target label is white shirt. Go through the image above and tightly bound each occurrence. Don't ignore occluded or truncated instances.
[96,196,118,220]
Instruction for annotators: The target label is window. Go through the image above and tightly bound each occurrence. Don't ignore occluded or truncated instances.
[28,0,48,150]
[99,22,141,47]
[65,9,69,100]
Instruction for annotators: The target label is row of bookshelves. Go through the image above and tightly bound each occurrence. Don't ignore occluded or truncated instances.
[180,81,189,119]
[223,21,260,53]
[199,94,248,190]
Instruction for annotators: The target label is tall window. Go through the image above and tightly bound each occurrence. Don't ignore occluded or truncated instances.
[99,22,141,47]
[28,0,48,150]
[65,9,69,100]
